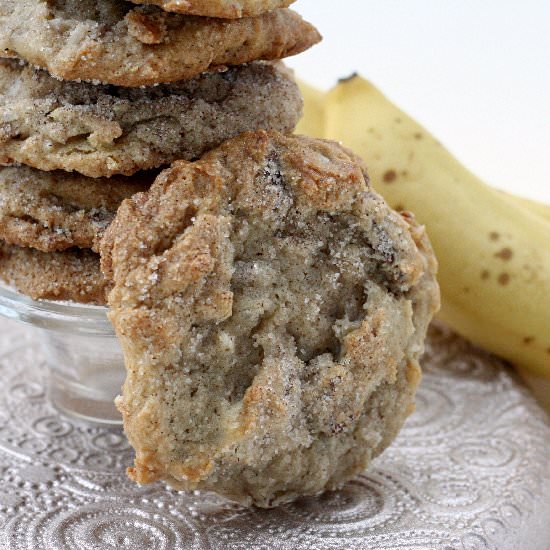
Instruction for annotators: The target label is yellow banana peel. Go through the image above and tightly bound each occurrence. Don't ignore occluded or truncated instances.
[500,191,550,223]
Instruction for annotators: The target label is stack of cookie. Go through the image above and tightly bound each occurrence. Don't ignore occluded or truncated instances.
[0,1,442,510]
[0,0,320,303]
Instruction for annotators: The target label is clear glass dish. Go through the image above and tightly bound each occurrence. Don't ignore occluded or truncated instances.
[0,283,124,425]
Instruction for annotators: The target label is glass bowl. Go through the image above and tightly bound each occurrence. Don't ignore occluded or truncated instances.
[0,283,124,425]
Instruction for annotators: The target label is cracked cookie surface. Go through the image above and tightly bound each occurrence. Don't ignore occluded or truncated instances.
[128,0,295,18]
[0,241,108,304]
[101,131,440,507]
[0,1,320,86]
[0,165,152,253]
[0,60,302,177]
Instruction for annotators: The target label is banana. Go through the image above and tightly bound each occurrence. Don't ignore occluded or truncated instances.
[500,191,550,223]
[297,79,550,224]
[296,79,325,137]
[296,80,326,138]
[301,75,550,378]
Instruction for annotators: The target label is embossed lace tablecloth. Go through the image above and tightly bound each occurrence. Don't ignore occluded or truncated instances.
[0,318,549,550]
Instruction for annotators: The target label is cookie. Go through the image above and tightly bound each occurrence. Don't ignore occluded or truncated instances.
[0,60,303,178]
[0,166,152,253]
[0,2,320,87]
[101,131,440,507]
[0,241,108,304]
[128,0,294,18]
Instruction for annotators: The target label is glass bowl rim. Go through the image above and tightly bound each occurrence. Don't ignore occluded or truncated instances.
[0,283,114,336]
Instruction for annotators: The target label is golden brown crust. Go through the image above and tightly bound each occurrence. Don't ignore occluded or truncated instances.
[102,131,440,507]
[0,166,152,253]
[0,241,108,304]
[128,0,294,18]
[0,59,303,178]
[0,2,321,87]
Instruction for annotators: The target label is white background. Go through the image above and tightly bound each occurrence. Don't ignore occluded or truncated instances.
[286,0,550,202]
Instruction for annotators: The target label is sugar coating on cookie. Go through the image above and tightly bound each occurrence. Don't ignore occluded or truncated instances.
[0,60,303,177]
[0,166,152,253]
[0,1,320,87]
[0,241,108,304]
[101,131,440,507]
[129,0,295,18]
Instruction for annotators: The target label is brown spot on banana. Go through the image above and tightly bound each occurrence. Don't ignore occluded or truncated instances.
[495,247,513,261]
[383,170,397,183]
